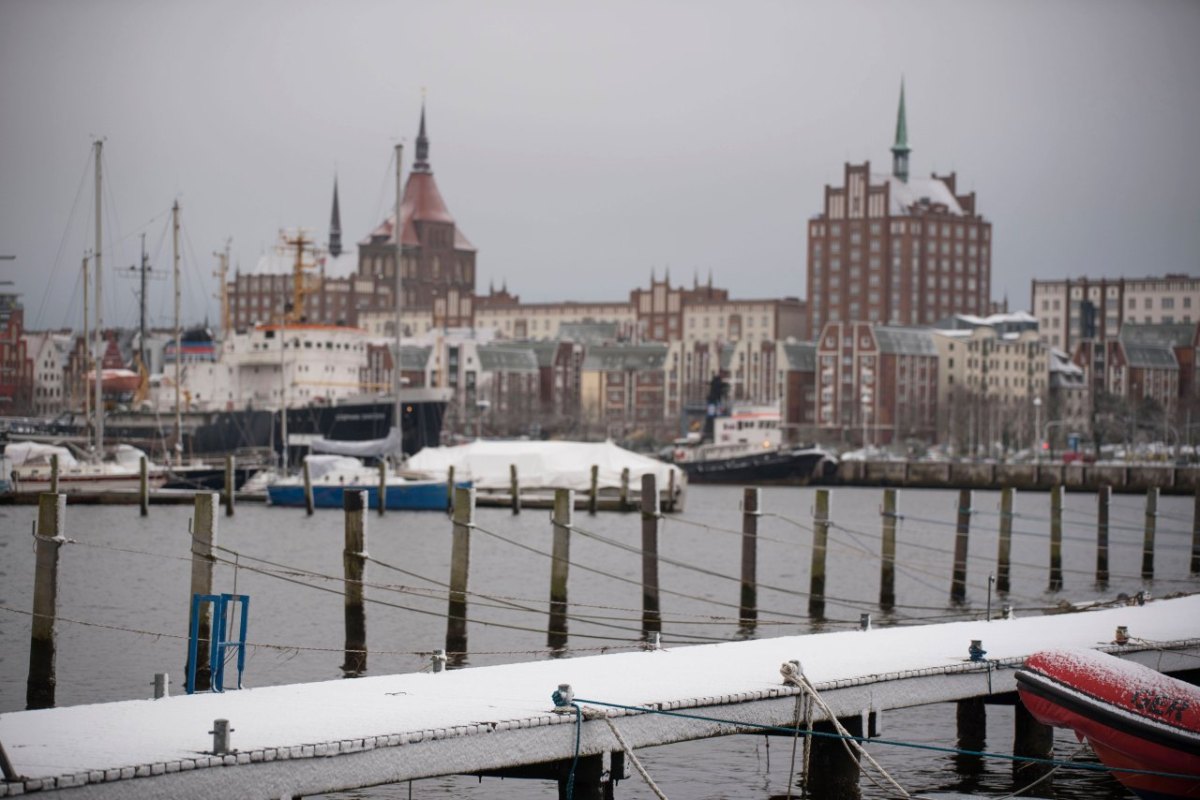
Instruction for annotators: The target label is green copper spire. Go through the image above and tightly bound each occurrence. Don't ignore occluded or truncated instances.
[891,78,911,182]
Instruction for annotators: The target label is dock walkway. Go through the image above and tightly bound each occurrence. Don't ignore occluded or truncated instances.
[2,595,1198,799]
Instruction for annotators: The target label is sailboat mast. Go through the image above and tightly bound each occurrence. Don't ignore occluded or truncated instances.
[172,200,182,465]
[394,143,404,461]
[93,139,104,455]
[81,252,90,433]
[138,233,148,370]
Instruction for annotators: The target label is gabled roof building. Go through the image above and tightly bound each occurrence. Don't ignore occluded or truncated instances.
[806,81,992,338]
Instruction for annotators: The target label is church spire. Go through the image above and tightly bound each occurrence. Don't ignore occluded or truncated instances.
[328,174,343,258]
[891,78,911,182]
[414,99,431,173]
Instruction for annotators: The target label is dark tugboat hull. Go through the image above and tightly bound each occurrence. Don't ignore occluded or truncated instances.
[680,447,835,485]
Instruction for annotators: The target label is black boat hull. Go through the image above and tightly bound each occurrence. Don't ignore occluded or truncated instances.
[680,447,835,485]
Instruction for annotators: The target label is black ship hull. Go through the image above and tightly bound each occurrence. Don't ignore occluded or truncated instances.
[30,397,447,466]
[679,446,836,485]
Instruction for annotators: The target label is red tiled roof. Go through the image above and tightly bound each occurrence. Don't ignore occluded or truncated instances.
[362,172,475,252]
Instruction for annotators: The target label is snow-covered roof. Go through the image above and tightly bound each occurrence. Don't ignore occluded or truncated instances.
[1048,348,1083,376]
[876,174,965,216]
[874,326,937,356]
[780,341,815,371]
[582,343,668,372]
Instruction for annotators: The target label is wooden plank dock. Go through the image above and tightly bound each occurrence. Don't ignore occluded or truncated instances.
[2,595,1197,799]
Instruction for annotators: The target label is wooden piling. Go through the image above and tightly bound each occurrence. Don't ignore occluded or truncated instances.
[1049,484,1063,591]
[588,464,599,516]
[186,493,218,692]
[510,464,520,515]
[49,453,59,494]
[548,488,573,650]
[640,473,661,635]
[342,490,368,676]
[139,455,149,517]
[223,455,235,517]
[620,467,630,511]
[446,486,474,657]
[302,460,314,516]
[808,715,863,800]
[666,468,676,513]
[880,488,897,610]
[955,697,987,777]
[739,487,759,626]
[1097,485,1111,585]
[1143,487,1158,580]
[996,487,1014,594]
[1013,696,1054,785]
[951,489,971,603]
[809,489,830,619]
[26,492,65,710]
[377,461,386,517]
[1192,487,1200,575]
[446,465,455,515]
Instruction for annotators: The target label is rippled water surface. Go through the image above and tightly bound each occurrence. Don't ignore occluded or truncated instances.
[2,484,1196,797]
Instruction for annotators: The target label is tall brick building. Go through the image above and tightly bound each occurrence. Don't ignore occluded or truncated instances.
[806,83,992,338]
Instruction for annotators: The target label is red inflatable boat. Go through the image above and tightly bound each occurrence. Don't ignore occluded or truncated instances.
[1016,648,1200,799]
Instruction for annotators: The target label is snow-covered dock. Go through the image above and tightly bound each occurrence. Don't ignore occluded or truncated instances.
[2,596,1198,799]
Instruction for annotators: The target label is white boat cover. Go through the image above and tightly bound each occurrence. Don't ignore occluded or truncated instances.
[309,427,403,459]
[405,440,684,491]
[3,441,80,468]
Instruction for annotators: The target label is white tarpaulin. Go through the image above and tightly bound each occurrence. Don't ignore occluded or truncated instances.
[406,439,683,491]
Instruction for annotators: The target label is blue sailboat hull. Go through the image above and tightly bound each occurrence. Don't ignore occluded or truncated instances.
[268,480,470,511]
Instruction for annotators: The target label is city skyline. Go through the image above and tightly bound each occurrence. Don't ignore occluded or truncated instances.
[2,1,1198,333]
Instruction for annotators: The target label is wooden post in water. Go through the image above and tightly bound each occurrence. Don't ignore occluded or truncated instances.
[739,487,760,626]
[376,461,386,517]
[666,468,676,513]
[342,490,368,676]
[509,464,520,515]
[1049,484,1063,591]
[640,473,661,635]
[1142,487,1158,580]
[620,467,630,511]
[955,697,987,777]
[223,455,235,517]
[548,488,573,650]
[810,489,830,618]
[996,487,1014,594]
[1013,697,1054,786]
[1192,487,1200,575]
[951,489,972,603]
[186,492,218,692]
[1097,485,1111,585]
[588,464,599,515]
[302,460,314,516]
[808,715,863,799]
[49,453,59,494]
[880,488,897,610]
[446,486,474,658]
[27,492,65,710]
[446,465,455,515]
[139,455,149,517]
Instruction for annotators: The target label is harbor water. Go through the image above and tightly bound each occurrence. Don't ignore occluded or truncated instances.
[2,485,1196,798]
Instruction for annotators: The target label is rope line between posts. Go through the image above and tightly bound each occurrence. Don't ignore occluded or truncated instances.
[568,697,1200,781]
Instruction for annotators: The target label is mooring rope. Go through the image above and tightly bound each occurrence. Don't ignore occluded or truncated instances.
[567,696,1200,781]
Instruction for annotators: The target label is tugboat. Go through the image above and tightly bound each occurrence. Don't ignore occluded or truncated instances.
[671,377,836,485]
[1016,648,1200,800]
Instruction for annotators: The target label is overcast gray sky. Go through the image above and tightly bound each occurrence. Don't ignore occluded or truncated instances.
[2,0,1198,332]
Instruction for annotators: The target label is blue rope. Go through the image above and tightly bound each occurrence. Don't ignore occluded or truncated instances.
[572,697,1200,782]
[552,687,582,799]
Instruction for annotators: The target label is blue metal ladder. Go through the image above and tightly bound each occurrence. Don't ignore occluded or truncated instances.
[186,593,250,695]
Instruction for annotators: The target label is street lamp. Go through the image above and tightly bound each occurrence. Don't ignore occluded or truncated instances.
[1033,396,1042,461]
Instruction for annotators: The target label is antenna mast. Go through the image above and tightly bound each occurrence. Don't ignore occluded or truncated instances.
[394,143,404,461]
[93,139,104,456]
